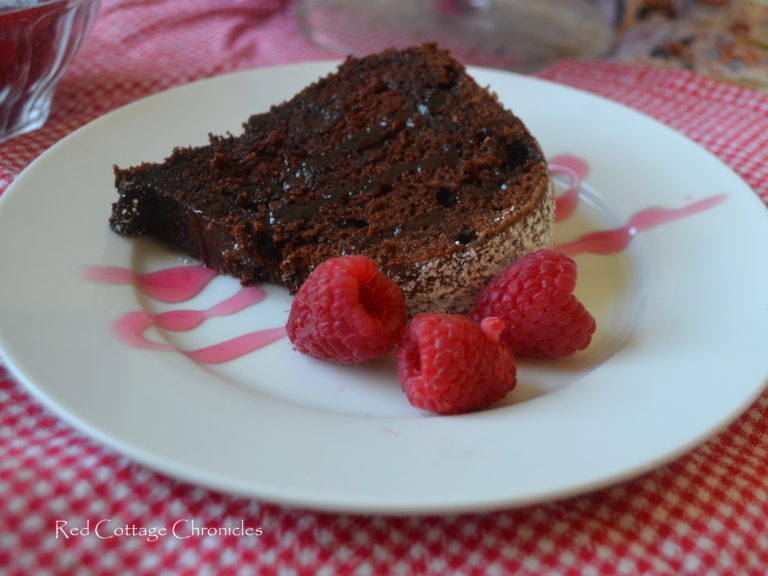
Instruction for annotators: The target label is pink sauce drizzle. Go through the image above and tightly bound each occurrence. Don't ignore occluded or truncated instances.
[549,154,590,223]
[150,286,267,331]
[82,264,218,303]
[83,264,286,364]
[111,309,287,365]
[111,311,173,352]
[555,194,728,255]
[185,327,288,365]
[548,155,729,255]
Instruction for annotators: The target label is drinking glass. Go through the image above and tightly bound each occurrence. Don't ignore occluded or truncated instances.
[297,0,617,71]
[0,0,100,142]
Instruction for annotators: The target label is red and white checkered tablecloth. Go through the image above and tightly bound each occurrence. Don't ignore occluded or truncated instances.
[2,1,768,574]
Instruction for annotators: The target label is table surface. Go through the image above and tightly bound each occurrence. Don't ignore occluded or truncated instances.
[611,0,768,91]
[1,1,768,574]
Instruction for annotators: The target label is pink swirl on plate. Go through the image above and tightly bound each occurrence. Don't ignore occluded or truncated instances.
[550,154,590,223]
[81,264,218,303]
[555,194,728,255]
[83,264,287,364]
[549,154,728,255]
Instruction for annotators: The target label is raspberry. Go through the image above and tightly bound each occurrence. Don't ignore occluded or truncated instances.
[396,314,517,415]
[286,255,407,364]
[469,249,596,359]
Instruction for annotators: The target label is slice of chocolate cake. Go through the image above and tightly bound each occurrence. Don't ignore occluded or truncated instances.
[110,44,554,314]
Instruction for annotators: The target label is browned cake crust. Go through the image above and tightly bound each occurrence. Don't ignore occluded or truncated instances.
[110,44,554,314]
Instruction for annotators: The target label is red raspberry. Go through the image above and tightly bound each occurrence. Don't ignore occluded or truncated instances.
[286,255,407,364]
[396,314,517,415]
[469,249,596,359]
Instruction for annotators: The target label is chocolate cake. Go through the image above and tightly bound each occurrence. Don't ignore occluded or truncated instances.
[110,44,554,314]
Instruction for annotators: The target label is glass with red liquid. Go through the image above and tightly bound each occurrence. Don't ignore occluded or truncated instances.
[0,0,100,143]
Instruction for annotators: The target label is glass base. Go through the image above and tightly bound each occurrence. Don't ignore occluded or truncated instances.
[0,95,52,145]
[297,0,616,71]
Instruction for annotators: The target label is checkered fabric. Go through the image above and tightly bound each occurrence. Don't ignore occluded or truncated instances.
[2,1,768,575]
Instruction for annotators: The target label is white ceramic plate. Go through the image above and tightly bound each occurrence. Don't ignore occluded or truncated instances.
[1,63,767,515]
